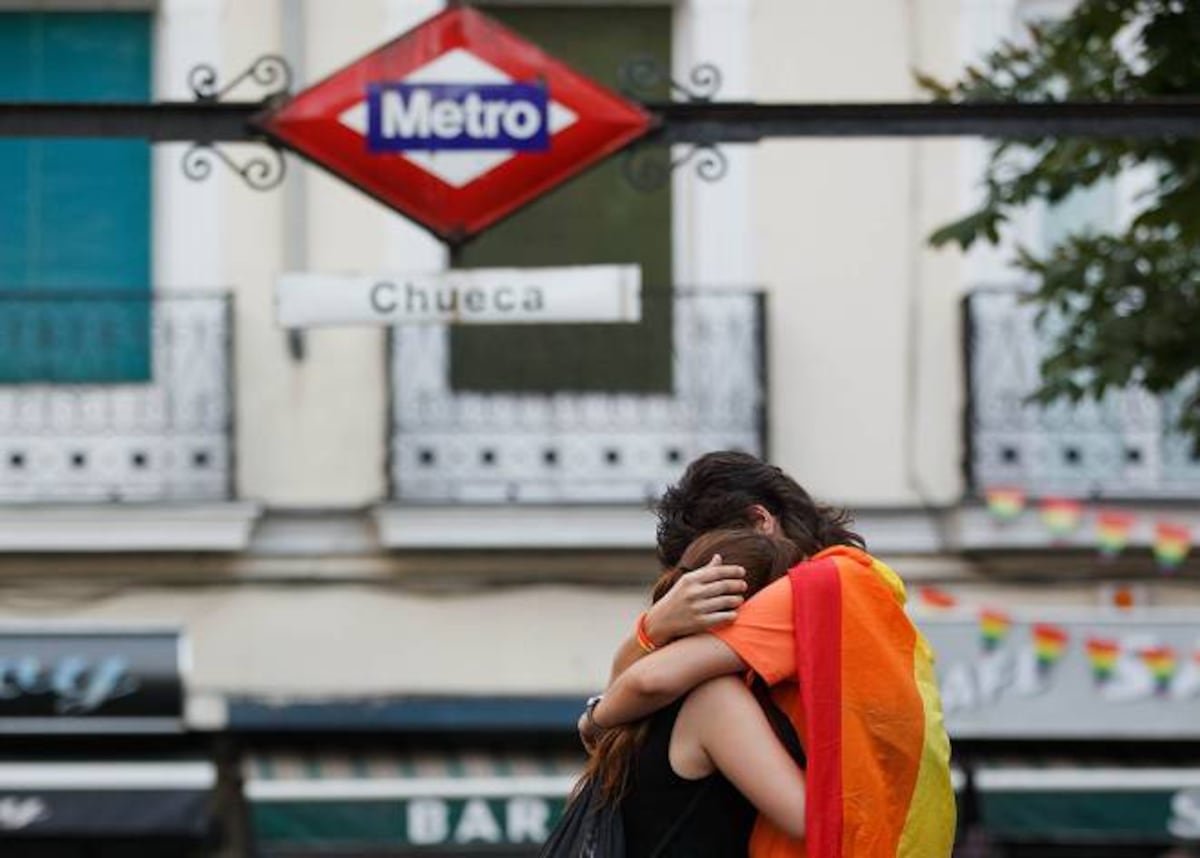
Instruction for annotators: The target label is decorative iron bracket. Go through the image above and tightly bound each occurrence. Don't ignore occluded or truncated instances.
[618,58,728,192]
[181,56,292,191]
[619,56,722,104]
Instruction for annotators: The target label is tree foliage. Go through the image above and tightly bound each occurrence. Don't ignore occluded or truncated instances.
[920,0,1200,445]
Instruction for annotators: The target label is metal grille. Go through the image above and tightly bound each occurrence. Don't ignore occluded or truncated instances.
[389,291,765,503]
[966,289,1200,497]
[0,293,233,502]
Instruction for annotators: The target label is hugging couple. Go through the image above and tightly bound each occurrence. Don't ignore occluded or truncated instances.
[554,451,955,858]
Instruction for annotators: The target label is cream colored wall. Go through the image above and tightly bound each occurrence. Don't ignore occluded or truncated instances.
[219,0,392,507]
[1,578,1193,699]
[750,0,966,507]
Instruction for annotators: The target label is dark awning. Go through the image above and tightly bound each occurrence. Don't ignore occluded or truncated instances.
[0,761,215,838]
[246,749,581,853]
[976,763,1200,845]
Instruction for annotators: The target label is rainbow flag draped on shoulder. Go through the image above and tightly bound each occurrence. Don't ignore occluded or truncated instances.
[789,546,956,857]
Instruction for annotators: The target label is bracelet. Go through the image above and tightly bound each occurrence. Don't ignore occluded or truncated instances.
[635,612,659,654]
[585,694,605,732]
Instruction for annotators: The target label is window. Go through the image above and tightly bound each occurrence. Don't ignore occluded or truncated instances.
[0,12,152,383]
[449,5,672,394]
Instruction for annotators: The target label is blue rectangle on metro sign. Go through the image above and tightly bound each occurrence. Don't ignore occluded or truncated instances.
[367,82,550,152]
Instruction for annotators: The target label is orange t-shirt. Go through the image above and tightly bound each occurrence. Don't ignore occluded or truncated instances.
[711,575,807,858]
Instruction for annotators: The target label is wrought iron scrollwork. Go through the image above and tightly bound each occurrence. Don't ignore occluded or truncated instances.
[619,56,722,103]
[188,54,292,102]
[621,143,728,192]
[182,143,286,191]
[181,55,292,190]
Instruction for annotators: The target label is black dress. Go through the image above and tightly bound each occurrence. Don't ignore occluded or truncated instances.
[620,699,756,857]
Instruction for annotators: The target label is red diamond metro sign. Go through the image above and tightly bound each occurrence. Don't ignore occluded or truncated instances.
[253,7,653,244]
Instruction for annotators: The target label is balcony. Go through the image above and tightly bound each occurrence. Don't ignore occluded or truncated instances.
[965,289,1200,498]
[0,293,234,504]
[384,290,766,511]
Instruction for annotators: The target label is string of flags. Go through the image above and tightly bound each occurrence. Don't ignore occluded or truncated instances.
[983,487,1193,571]
[915,588,1199,697]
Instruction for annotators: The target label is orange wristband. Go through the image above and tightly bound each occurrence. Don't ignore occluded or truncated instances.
[636,612,659,653]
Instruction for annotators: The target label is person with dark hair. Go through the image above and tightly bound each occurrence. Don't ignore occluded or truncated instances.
[580,529,808,856]
[587,451,956,858]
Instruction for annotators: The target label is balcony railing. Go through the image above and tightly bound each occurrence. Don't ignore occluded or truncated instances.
[965,289,1200,498]
[388,290,766,503]
[0,292,234,502]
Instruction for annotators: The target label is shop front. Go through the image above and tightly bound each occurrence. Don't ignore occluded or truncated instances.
[244,748,580,857]
[921,612,1200,856]
[0,627,223,856]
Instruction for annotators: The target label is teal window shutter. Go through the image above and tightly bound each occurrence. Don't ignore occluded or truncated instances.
[0,12,152,383]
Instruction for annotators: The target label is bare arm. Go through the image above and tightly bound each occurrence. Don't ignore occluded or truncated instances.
[608,556,747,684]
[589,633,746,739]
[684,676,806,840]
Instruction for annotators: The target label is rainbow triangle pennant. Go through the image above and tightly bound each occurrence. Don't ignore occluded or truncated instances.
[918,586,958,610]
[1032,623,1069,674]
[1040,497,1084,539]
[1085,637,1120,685]
[985,487,1027,522]
[1095,511,1135,559]
[979,609,1012,652]
[1153,522,1191,572]
[1138,646,1177,695]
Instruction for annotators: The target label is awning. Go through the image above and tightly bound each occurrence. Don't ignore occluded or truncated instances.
[246,749,583,852]
[975,763,1200,844]
[0,761,216,838]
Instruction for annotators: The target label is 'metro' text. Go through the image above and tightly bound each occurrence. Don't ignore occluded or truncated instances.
[367,82,549,152]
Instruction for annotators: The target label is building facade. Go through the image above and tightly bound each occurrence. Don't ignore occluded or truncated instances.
[0,0,1197,855]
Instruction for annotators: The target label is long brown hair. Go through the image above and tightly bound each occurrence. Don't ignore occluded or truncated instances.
[582,528,802,804]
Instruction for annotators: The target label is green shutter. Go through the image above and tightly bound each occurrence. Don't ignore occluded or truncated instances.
[0,13,152,383]
[449,6,672,394]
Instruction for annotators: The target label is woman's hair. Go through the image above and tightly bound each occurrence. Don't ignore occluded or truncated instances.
[582,528,803,805]
[655,451,864,569]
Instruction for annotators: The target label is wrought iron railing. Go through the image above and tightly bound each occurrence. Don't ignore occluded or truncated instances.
[965,289,1200,498]
[387,291,766,503]
[0,292,234,502]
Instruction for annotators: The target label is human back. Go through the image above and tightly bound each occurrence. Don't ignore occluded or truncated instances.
[585,529,808,856]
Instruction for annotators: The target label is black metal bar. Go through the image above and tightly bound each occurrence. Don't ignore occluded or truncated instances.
[0,102,265,142]
[645,99,1200,142]
[5,99,1200,143]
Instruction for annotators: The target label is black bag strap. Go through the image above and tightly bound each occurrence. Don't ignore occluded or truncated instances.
[647,778,713,858]
[750,674,807,769]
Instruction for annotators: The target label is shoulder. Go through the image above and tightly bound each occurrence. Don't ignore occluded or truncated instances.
[680,674,755,717]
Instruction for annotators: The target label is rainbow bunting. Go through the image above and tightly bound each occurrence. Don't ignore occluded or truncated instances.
[985,487,1027,522]
[1153,523,1191,571]
[1040,497,1083,539]
[1032,623,1069,674]
[918,586,958,610]
[1096,511,1135,559]
[1138,646,1177,695]
[1085,637,1120,684]
[979,609,1012,652]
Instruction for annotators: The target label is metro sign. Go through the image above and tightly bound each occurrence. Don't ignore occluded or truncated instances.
[253,7,653,243]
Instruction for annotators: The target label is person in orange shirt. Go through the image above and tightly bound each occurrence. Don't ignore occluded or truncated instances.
[583,452,956,858]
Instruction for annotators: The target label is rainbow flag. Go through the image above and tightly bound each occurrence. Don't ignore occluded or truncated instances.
[1138,646,1177,695]
[790,547,956,857]
[985,487,1026,522]
[1032,623,1069,674]
[1086,637,1120,684]
[1040,497,1083,539]
[917,586,957,610]
[1096,511,1135,558]
[1153,523,1191,571]
[979,609,1012,652]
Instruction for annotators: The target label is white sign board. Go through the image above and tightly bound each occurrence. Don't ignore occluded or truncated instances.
[918,612,1200,739]
[276,265,641,327]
